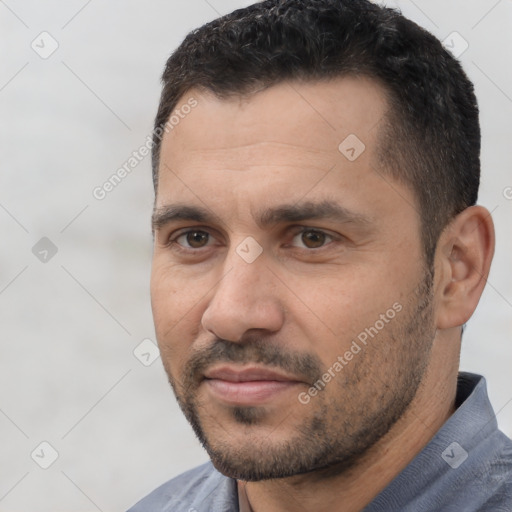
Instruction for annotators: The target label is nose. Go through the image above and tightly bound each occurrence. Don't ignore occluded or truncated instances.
[201,249,285,342]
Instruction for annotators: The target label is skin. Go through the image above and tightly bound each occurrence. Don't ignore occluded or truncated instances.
[150,78,495,512]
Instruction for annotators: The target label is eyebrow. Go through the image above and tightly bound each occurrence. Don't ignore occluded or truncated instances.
[152,205,219,232]
[152,200,373,232]
[256,200,373,228]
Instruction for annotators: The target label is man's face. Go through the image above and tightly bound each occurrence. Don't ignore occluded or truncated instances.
[151,78,437,480]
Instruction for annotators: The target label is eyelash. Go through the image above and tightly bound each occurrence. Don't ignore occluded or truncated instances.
[166,228,216,251]
[166,226,338,252]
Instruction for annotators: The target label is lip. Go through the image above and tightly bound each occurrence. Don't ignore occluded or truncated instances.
[203,365,303,405]
[204,365,300,382]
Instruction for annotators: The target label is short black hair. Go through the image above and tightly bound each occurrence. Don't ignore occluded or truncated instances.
[152,0,480,264]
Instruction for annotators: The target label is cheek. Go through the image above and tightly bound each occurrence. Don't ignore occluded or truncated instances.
[151,261,199,322]
[150,267,176,332]
[285,267,369,326]
[151,265,188,353]
[150,260,211,359]
[286,263,410,356]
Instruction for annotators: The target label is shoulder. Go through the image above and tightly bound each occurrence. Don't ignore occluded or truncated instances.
[127,461,238,512]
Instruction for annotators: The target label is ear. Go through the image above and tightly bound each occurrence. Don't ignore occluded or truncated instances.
[434,206,495,329]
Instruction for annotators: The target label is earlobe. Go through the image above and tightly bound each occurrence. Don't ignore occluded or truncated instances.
[435,206,495,330]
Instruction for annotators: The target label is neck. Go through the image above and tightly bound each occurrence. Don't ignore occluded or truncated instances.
[241,337,459,512]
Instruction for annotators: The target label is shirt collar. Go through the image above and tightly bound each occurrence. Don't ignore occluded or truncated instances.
[236,373,491,511]
[365,372,495,509]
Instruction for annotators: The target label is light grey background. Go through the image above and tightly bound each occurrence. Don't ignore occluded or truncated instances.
[1,0,511,510]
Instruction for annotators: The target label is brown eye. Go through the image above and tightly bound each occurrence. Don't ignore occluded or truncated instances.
[300,230,328,248]
[177,230,210,248]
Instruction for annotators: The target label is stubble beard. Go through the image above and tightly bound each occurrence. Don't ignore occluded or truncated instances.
[161,267,436,481]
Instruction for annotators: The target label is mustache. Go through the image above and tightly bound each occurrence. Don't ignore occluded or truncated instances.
[182,334,324,388]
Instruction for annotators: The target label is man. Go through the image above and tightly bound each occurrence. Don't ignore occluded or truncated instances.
[128,0,512,510]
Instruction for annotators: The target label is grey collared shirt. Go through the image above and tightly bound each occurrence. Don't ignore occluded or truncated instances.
[127,373,512,511]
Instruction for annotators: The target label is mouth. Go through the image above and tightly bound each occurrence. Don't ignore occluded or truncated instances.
[203,365,304,405]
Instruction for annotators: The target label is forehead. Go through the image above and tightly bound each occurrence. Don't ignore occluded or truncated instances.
[154,77,417,234]
[159,76,388,174]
